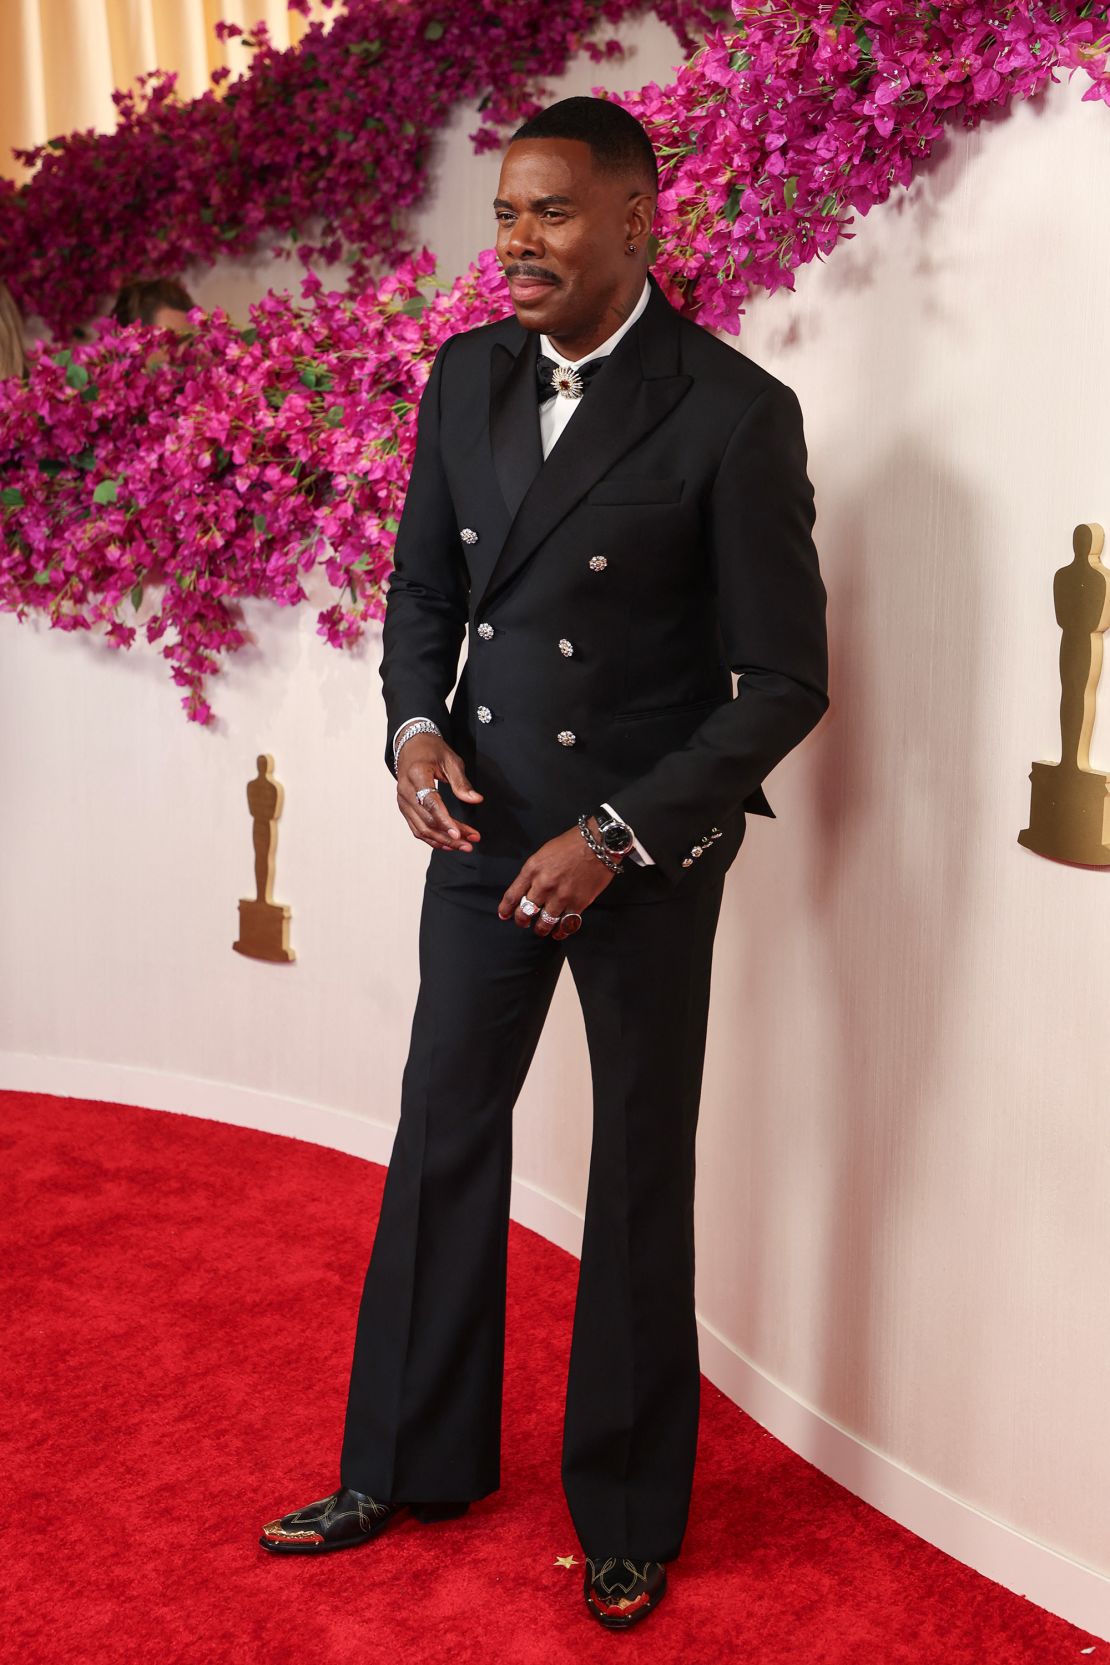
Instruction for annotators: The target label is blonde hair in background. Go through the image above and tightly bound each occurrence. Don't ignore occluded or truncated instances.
[0,282,27,379]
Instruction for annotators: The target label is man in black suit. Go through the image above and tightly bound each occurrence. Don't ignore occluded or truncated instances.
[261,95,828,1629]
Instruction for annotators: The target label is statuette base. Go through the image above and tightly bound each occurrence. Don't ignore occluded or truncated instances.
[233,899,296,963]
[1018,761,1110,866]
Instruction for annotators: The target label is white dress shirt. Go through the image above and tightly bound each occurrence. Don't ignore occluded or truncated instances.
[396,277,655,866]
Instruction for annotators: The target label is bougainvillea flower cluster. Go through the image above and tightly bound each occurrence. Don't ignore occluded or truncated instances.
[4,1,1110,719]
[620,0,1110,332]
[0,254,508,721]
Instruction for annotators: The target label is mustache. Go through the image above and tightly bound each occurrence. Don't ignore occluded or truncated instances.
[503,264,560,283]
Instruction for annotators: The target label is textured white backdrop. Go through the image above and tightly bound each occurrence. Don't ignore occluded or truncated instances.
[3,16,1109,1623]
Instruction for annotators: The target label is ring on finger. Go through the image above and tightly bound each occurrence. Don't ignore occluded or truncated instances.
[415,784,439,807]
[539,909,560,926]
[518,896,540,917]
[559,911,584,934]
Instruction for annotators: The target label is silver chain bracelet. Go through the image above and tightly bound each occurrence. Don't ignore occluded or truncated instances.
[393,718,441,775]
[577,814,623,874]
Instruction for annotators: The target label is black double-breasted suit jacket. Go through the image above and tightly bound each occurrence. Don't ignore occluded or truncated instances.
[379,275,829,903]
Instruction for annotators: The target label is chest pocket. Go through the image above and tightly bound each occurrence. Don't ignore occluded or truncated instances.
[586,477,684,506]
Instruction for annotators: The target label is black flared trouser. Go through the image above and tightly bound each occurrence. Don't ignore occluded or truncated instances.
[339,859,727,1561]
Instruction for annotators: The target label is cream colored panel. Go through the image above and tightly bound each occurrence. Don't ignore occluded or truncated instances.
[1,0,330,181]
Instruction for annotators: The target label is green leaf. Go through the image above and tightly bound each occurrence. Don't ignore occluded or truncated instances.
[324,404,344,428]
[299,366,318,388]
[33,566,54,584]
[66,362,89,390]
[723,185,743,223]
[130,582,144,610]
[335,129,355,144]
[783,176,798,210]
[1,486,24,508]
[239,326,258,346]
[38,458,64,478]
[72,447,96,472]
[399,295,427,317]
[383,517,399,534]
[265,387,289,409]
[92,478,118,505]
[424,18,445,40]
[253,512,267,534]
[52,349,73,369]
[79,383,98,402]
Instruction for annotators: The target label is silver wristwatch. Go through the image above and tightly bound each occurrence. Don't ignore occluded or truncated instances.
[593,806,636,858]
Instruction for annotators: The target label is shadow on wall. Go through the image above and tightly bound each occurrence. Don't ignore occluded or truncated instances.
[717,434,986,1485]
[807,441,984,1466]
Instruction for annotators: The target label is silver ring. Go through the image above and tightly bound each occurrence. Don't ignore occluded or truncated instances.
[539,909,560,926]
[559,911,584,934]
[518,897,540,917]
[415,785,438,806]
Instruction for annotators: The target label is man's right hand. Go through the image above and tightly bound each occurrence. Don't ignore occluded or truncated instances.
[396,733,484,851]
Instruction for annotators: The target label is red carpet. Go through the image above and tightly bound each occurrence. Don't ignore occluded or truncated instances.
[0,1088,1100,1663]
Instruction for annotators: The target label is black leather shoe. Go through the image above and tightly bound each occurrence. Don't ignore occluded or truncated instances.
[583,1556,667,1627]
[259,1486,469,1554]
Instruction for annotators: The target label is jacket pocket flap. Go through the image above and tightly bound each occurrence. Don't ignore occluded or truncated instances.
[587,477,684,505]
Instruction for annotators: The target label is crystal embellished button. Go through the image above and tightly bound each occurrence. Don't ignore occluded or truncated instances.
[681,858,693,869]
[691,845,703,857]
[460,528,478,545]
[588,555,608,572]
[557,730,577,747]
[558,638,574,657]
[477,705,492,724]
[477,622,494,640]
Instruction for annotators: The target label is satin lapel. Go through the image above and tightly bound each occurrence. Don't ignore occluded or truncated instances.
[489,333,543,520]
[475,284,692,615]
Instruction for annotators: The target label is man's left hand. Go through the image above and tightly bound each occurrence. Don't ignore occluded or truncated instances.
[498,824,619,938]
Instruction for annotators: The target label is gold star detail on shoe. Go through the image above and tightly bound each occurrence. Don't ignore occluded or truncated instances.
[554,1554,579,1569]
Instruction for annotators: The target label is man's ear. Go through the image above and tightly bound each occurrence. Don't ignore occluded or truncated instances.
[627,191,656,246]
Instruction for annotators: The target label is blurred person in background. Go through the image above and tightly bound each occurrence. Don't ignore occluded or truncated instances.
[111,277,198,333]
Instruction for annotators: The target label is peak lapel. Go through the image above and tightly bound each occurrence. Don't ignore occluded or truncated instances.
[490,333,543,520]
[475,281,692,615]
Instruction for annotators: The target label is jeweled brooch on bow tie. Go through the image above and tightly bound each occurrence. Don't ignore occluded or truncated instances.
[550,364,584,400]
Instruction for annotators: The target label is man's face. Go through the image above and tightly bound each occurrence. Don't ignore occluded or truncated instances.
[494,138,650,349]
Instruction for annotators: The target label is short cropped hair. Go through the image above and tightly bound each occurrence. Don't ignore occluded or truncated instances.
[511,96,658,193]
[111,278,196,327]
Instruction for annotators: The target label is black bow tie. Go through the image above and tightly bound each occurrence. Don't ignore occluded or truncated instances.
[536,353,607,405]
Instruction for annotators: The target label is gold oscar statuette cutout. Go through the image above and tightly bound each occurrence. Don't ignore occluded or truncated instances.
[232,754,296,962]
[1018,521,1110,866]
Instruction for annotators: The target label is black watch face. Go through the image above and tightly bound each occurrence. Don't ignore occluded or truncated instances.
[601,821,634,855]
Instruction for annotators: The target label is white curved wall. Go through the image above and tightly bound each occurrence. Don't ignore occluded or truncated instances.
[3,17,1110,1637]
